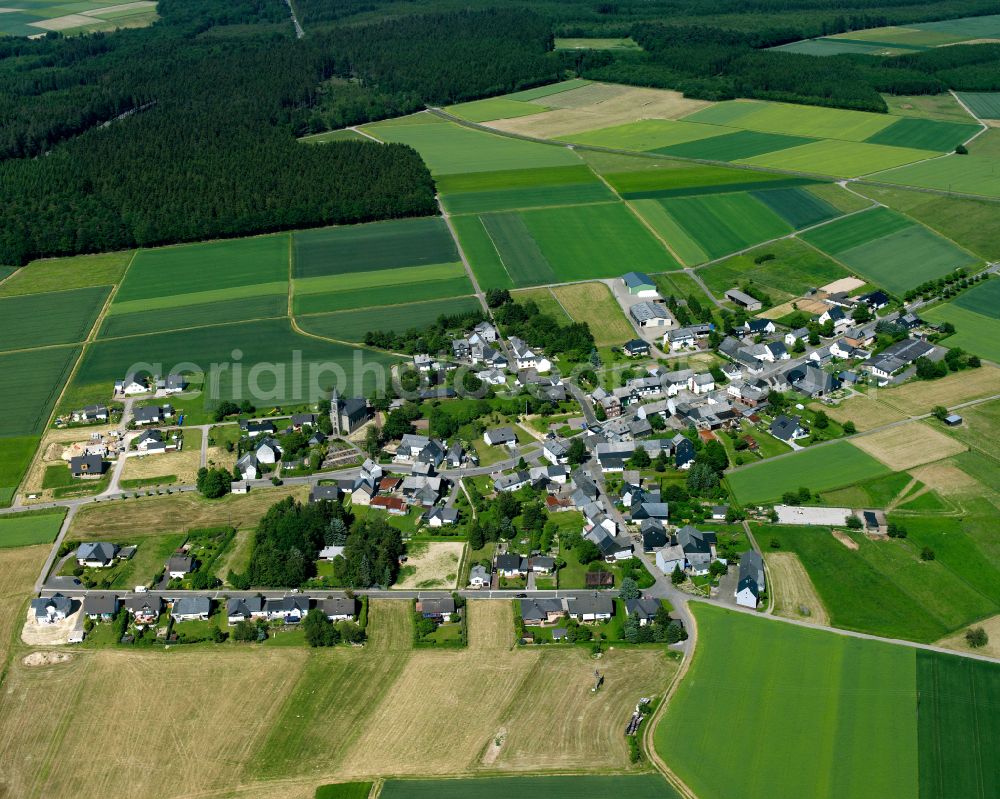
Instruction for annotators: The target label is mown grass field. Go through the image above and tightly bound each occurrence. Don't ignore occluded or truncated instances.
[883,93,977,123]
[0,510,64,548]
[917,651,1000,799]
[751,185,840,228]
[0,251,131,297]
[297,297,482,343]
[506,79,591,101]
[657,604,918,799]
[550,282,634,345]
[0,345,80,436]
[726,440,890,505]
[444,97,546,123]
[114,234,288,303]
[380,776,679,799]
[739,138,936,178]
[451,215,514,290]
[293,218,457,278]
[923,303,1000,362]
[872,154,1000,198]
[0,286,109,351]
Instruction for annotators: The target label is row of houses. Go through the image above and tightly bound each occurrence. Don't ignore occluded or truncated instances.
[114,373,186,397]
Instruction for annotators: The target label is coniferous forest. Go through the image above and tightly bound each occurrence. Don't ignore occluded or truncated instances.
[2,0,999,265]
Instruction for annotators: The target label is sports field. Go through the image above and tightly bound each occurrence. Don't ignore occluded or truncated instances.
[293,218,458,278]
[726,441,890,505]
[0,286,109,351]
[297,297,482,343]
[0,345,80,437]
[380,776,679,799]
[656,604,919,799]
[550,282,633,346]
[0,510,64,547]
[871,154,1000,198]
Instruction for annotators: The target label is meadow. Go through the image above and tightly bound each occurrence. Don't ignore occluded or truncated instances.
[550,282,634,346]
[511,287,569,320]
[0,251,131,297]
[293,218,458,278]
[684,99,897,142]
[296,297,482,343]
[0,509,64,548]
[923,303,1000,363]
[656,604,919,799]
[653,129,814,161]
[725,441,890,505]
[0,286,109,351]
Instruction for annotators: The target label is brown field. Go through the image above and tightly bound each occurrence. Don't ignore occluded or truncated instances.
[121,429,202,485]
[852,421,966,470]
[760,298,829,319]
[935,614,1000,659]
[876,364,1000,416]
[0,600,674,799]
[551,282,635,346]
[822,394,907,432]
[765,552,830,625]
[0,545,48,666]
[68,484,309,540]
[487,85,712,139]
[909,460,983,496]
[394,541,465,589]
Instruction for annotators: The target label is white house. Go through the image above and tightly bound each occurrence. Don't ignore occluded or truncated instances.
[483,427,518,447]
[509,337,551,373]
[688,373,715,395]
[254,438,281,464]
[655,544,685,575]
[31,594,72,624]
[543,439,570,465]
[469,564,491,589]
[116,374,149,395]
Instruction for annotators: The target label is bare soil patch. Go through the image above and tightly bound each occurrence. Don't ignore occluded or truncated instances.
[852,421,966,470]
[832,529,859,550]
[22,651,73,667]
[818,276,866,293]
[760,298,828,319]
[20,604,82,646]
[765,552,830,625]
[394,541,464,590]
[935,614,1000,659]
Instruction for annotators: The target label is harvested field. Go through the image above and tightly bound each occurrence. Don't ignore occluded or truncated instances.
[875,364,1000,415]
[394,541,464,589]
[68,484,308,539]
[467,599,514,650]
[935,614,1000,659]
[852,422,966,470]
[121,429,202,485]
[824,394,907,431]
[0,544,48,665]
[550,282,634,346]
[908,461,982,496]
[765,552,830,624]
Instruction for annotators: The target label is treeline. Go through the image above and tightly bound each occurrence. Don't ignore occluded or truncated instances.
[493,297,595,362]
[363,308,486,354]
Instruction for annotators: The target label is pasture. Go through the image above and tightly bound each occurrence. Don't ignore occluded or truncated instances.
[917,651,1000,799]
[0,285,108,351]
[873,364,1000,416]
[380,776,679,799]
[550,282,634,346]
[656,604,918,799]
[0,510,64,548]
[884,94,978,122]
[872,154,1000,198]
[0,345,80,436]
[293,218,458,278]
[297,297,481,344]
[363,117,579,175]
[114,234,287,303]
[725,441,890,505]
[923,304,1000,363]
[0,544,49,666]
[0,251,131,297]
[511,287,569,320]
[823,392,907,432]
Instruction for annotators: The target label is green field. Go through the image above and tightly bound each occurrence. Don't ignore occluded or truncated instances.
[776,37,911,56]
[751,186,840,228]
[657,604,918,799]
[293,218,457,278]
[564,119,729,151]
[314,783,373,799]
[0,286,109,351]
[300,129,369,143]
[883,94,977,123]
[0,436,39,507]
[439,166,616,215]
[654,129,815,161]
[953,279,1000,318]
[604,163,817,198]
[101,293,288,338]
[739,139,936,178]
[865,117,980,151]
[380,776,679,799]
[297,297,481,343]
[0,511,65,548]
[481,212,557,285]
[511,287,569,320]
[0,346,80,436]
[957,93,1000,120]
[506,79,591,102]
[923,303,1000,362]
[445,97,545,123]
[363,117,580,175]
[71,319,396,406]
[451,216,514,290]
[685,99,897,141]
[554,37,640,50]
[699,238,849,300]
[917,651,1000,799]
[638,192,792,263]
[871,154,1000,198]
[293,276,473,315]
[115,235,287,303]
[0,251,131,297]
[726,441,890,505]
[801,206,912,252]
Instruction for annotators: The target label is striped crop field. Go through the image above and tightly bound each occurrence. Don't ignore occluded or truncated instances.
[297,297,482,343]
[0,286,109,351]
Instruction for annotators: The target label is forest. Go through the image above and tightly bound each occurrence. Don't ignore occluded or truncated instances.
[2,0,999,266]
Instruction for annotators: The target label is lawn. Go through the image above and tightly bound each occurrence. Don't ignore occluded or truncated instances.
[0,345,80,436]
[921,304,1000,362]
[0,286,109,351]
[0,251,130,297]
[380,776,679,799]
[0,436,39,507]
[0,510,64,548]
[656,604,918,799]
[293,218,458,278]
[739,139,936,178]
[114,234,288,303]
[726,441,890,505]
[297,296,482,343]
[550,282,633,346]
[699,238,849,300]
[363,117,580,175]
[917,650,1000,799]
[871,154,1000,198]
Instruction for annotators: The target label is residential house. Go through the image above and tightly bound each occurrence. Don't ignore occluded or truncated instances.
[743,319,775,336]
[655,544,685,575]
[416,597,454,622]
[70,454,106,478]
[640,519,668,552]
[83,593,119,621]
[676,525,717,575]
[736,550,765,608]
[310,485,341,503]
[830,339,858,360]
[76,542,119,568]
[135,428,166,454]
[31,594,72,624]
[520,597,566,624]
[236,452,259,481]
[622,271,659,297]
[860,290,890,311]
[625,597,663,625]
[116,373,149,395]
[72,404,109,423]
[711,505,729,521]
[819,305,850,331]
[167,554,194,579]
[630,301,673,329]
[422,506,458,527]
[291,413,316,430]
[674,436,695,470]
[254,437,281,464]
[473,321,498,342]
[496,552,526,578]
[227,596,267,624]
[688,373,715,395]
[529,464,568,487]
[133,405,172,425]
[725,288,762,311]
[529,556,556,574]
[156,374,187,394]
[494,471,530,493]
[786,363,841,398]
[446,442,464,468]
[351,478,375,506]
[484,426,518,447]
[595,442,634,472]
[125,595,163,624]
[469,565,491,589]
[770,414,807,443]
[266,596,311,623]
[319,596,358,621]
[864,338,935,384]
[543,438,570,465]
[371,496,407,516]
[169,596,209,623]
[567,593,614,622]
[767,341,789,361]
[784,328,809,347]
[623,339,650,358]
[509,337,551,372]
[632,502,669,522]
[319,545,344,561]
[401,474,442,507]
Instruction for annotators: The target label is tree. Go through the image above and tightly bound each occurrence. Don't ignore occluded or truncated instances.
[629,448,651,468]
[363,424,381,458]
[813,410,829,429]
[567,438,587,465]
[303,608,339,647]
[326,516,348,546]
[671,564,686,585]
[594,403,607,422]
[576,538,602,564]
[956,143,968,155]
[845,514,862,530]
[623,613,641,644]
[686,462,719,495]
[843,421,856,435]
[232,619,259,642]
[653,451,668,472]
[920,546,935,561]
[793,338,806,353]
[619,576,640,601]
[709,560,727,577]
[468,520,485,551]
[931,405,948,421]
[966,626,988,648]
[851,303,871,323]
[887,522,907,539]
[196,467,231,499]
[485,288,511,308]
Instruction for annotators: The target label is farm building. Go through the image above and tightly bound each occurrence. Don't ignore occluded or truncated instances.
[622,271,659,297]
[725,288,762,312]
[630,301,673,329]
